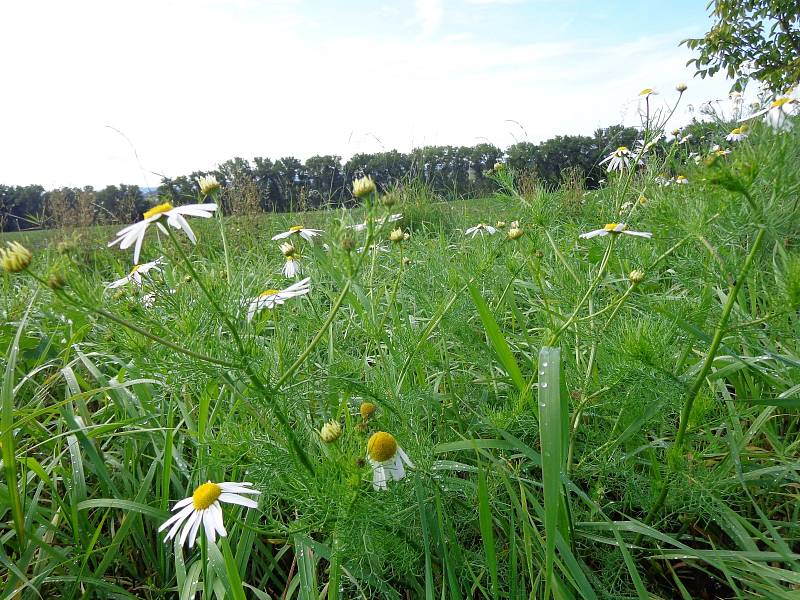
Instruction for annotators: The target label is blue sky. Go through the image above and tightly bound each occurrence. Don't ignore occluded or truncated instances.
[0,0,738,188]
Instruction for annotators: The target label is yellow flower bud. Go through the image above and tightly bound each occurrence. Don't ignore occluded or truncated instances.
[280,242,296,257]
[508,227,524,240]
[389,228,404,243]
[628,269,645,284]
[360,402,376,420]
[676,83,687,93]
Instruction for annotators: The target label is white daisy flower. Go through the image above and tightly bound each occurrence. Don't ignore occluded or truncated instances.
[747,96,799,131]
[367,431,414,491]
[141,288,176,308]
[673,175,689,185]
[598,146,633,172]
[247,277,310,321]
[282,255,302,278]
[347,213,403,232]
[108,202,218,264]
[106,257,165,289]
[158,481,260,548]
[464,223,498,237]
[726,127,748,142]
[271,225,323,242]
[356,242,390,253]
[579,222,652,240]
[678,134,693,145]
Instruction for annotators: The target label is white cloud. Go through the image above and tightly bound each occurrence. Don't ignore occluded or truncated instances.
[0,1,736,188]
[415,0,444,35]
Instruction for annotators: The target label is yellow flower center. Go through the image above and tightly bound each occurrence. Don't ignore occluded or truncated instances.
[771,97,792,108]
[192,481,222,509]
[143,202,174,219]
[368,431,398,462]
[676,175,687,181]
[616,146,628,153]
[603,223,619,231]
[731,127,741,135]
[639,88,653,96]
[260,289,280,297]
[289,225,304,232]
[129,264,142,276]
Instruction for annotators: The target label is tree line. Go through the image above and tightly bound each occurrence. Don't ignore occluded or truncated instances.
[1,125,642,232]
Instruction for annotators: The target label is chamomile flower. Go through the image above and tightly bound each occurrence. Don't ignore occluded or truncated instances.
[464,223,498,237]
[599,146,633,172]
[106,257,165,289]
[747,95,799,131]
[726,127,748,142]
[579,223,652,240]
[108,202,218,264]
[271,225,323,242]
[348,213,403,232]
[638,88,657,98]
[158,481,260,548]
[678,134,693,145]
[282,255,302,278]
[673,175,689,185]
[246,277,310,321]
[367,431,414,491]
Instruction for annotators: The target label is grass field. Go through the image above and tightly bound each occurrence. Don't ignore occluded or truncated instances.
[2,117,800,599]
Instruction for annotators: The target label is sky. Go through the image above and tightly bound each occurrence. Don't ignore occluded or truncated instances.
[0,0,738,189]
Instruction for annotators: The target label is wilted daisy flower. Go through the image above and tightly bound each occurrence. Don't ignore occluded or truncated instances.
[319,420,342,443]
[710,145,731,157]
[158,481,260,548]
[352,175,377,198]
[464,223,498,237]
[108,202,218,264]
[389,228,405,243]
[247,277,310,321]
[279,242,296,257]
[271,225,323,242]
[599,146,633,172]
[495,221,506,228]
[0,241,32,273]
[282,255,302,278]
[367,431,414,491]
[579,223,652,240]
[106,257,165,289]
[356,242,390,253]
[197,175,220,196]
[726,127,748,142]
[348,213,403,232]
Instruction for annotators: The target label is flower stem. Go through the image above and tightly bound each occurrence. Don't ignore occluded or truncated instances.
[547,236,616,345]
[638,225,766,537]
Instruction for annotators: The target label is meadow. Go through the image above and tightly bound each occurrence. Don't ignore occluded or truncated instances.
[2,97,800,599]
